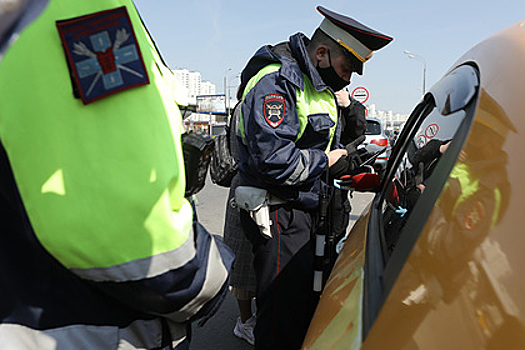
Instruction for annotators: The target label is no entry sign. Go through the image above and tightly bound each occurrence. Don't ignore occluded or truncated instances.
[351,86,369,104]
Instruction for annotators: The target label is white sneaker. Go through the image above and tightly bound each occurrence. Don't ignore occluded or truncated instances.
[233,315,255,345]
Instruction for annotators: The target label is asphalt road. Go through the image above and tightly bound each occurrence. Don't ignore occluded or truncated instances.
[190,176,374,349]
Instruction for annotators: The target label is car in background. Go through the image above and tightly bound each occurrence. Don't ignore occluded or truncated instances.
[361,117,389,173]
[385,129,400,145]
[303,20,525,349]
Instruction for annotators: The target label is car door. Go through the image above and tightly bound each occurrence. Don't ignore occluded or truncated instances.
[302,64,480,350]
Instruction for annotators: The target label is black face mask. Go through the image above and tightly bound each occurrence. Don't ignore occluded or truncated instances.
[316,50,350,92]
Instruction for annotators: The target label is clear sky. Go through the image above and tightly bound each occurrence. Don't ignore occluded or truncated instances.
[133,0,524,114]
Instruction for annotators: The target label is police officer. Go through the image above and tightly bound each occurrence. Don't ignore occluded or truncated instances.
[235,6,392,349]
[0,2,233,349]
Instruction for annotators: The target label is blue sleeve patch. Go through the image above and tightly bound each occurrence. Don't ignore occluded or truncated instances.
[263,94,286,128]
[56,6,149,104]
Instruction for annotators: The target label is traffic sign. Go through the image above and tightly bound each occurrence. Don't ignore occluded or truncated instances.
[351,86,369,104]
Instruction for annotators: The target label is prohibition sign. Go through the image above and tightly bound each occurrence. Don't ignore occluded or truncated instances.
[425,123,439,139]
[351,86,369,104]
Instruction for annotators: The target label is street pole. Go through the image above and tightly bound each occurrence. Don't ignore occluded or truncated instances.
[403,50,427,95]
[226,72,240,119]
[422,61,426,95]
[224,68,232,118]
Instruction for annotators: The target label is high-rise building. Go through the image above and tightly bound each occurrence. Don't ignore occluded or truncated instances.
[367,104,409,130]
[172,69,216,105]
[200,81,216,96]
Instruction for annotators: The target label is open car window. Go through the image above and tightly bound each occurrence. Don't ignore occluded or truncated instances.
[380,64,479,260]
[363,64,480,337]
[381,106,466,255]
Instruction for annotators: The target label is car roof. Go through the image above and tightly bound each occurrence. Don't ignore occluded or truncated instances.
[366,117,382,124]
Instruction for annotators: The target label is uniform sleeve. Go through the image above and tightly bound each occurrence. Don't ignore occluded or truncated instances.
[340,97,366,145]
[241,72,328,187]
[91,219,235,324]
[0,0,234,328]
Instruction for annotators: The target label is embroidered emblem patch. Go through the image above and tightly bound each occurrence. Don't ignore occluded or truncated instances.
[56,7,149,104]
[264,94,286,128]
[464,200,486,231]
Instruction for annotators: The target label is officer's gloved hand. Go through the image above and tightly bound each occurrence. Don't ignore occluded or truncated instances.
[346,151,363,174]
[350,165,376,175]
[328,152,366,180]
[328,155,351,180]
[344,135,366,175]
[345,135,365,155]
[329,135,368,180]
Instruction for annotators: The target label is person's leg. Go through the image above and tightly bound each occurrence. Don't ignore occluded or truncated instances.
[237,298,253,323]
[241,207,319,350]
[231,286,256,322]
[231,287,256,345]
[272,208,319,349]
[223,178,258,342]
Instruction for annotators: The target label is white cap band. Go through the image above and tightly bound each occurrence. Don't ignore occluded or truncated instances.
[319,18,372,63]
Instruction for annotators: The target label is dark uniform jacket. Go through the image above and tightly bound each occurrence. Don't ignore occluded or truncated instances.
[237,33,342,210]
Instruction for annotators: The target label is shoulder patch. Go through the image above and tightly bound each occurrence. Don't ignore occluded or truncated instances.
[56,6,149,104]
[263,94,286,128]
[464,200,486,231]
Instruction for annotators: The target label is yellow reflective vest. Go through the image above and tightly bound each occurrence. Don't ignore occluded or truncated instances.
[0,1,232,348]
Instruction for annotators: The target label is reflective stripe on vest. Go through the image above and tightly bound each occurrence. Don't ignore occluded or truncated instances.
[0,319,187,350]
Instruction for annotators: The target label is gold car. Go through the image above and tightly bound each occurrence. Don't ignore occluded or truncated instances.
[304,20,525,349]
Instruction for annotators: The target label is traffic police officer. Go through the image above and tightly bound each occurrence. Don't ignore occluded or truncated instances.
[0,1,233,349]
[235,6,392,349]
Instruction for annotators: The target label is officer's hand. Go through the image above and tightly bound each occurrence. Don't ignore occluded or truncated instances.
[440,140,451,154]
[327,149,347,167]
[345,153,362,174]
[335,90,351,108]
[345,135,366,154]
[329,155,349,180]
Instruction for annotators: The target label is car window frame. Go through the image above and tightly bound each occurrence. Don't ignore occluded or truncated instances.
[362,96,434,335]
[362,63,480,339]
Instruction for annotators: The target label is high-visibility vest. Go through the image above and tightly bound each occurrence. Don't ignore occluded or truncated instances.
[0,1,232,348]
[1,0,192,271]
